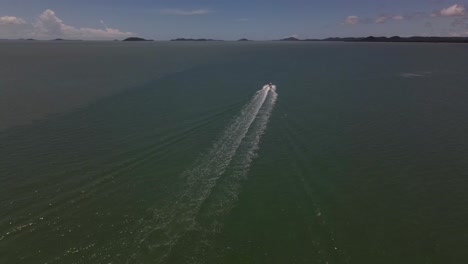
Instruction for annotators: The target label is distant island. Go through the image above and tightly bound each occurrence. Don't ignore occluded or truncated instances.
[51,38,82,41]
[278,36,468,43]
[122,37,153,41]
[279,37,301,41]
[170,38,222,42]
[237,38,251,41]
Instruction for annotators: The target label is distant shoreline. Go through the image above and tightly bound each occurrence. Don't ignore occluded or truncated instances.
[278,36,468,43]
[2,36,468,43]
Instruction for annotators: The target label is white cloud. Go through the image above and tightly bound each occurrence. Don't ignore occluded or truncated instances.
[161,8,211,15]
[0,9,134,40]
[375,14,406,24]
[345,16,360,25]
[33,9,134,40]
[346,14,407,25]
[0,15,30,39]
[448,31,468,36]
[375,16,389,24]
[285,34,299,38]
[0,16,26,25]
[436,4,465,17]
[34,9,68,36]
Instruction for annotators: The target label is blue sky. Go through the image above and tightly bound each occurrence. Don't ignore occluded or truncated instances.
[0,0,467,40]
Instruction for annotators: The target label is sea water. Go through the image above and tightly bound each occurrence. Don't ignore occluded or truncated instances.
[1,41,468,263]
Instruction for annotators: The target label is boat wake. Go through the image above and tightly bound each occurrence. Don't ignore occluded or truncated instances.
[131,84,278,263]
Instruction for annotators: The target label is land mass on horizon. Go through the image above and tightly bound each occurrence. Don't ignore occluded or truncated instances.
[296,36,468,43]
[2,36,468,43]
[168,36,468,43]
[170,38,222,41]
[122,37,153,41]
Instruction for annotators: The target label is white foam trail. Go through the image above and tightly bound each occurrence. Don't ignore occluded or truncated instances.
[193,86,278,254]
[134,85,276,263]
[170,86,279,262]
[215,85,277,207]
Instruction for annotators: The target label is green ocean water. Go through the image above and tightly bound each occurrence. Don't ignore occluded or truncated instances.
[1,41,468,263]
